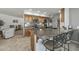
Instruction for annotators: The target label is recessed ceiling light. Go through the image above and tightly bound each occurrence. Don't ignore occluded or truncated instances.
[28,9,32,11]
[37,11,40,13]
[37,11,40,12]
[58,9,61,13]
[43,12,47,14]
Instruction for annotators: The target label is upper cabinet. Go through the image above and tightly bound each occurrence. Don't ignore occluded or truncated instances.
[24,10,49,23]
[24,14,46,23]
[24,15,33,22]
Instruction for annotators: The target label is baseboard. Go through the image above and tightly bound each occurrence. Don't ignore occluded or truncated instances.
[71,40,79,44]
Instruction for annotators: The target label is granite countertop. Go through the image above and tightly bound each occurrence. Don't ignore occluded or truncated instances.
[72,29,79,42]
[24,26,34,29]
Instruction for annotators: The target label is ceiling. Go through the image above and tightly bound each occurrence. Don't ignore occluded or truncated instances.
[0,8,60,18]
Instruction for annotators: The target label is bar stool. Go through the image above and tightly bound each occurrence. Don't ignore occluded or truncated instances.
[65,30,73,51]
[44,33,66,51]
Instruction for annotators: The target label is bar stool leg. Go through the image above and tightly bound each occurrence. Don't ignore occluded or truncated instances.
[68,43,70,51]
[53,40,54,51]
[63,44,65,51]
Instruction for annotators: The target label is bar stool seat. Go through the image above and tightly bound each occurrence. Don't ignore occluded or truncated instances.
[44,33,67,51]
[44,40,53,50]
[44,40,63,51]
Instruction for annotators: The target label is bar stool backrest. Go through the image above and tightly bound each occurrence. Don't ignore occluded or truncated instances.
[53,33,66,48]
[66,30,73,41]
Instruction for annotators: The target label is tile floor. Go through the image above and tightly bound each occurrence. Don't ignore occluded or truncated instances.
[0,29,79,51]
[0,30,31,51]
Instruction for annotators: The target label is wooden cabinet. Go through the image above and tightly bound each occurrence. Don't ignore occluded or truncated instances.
[24,15,45,23]
[24,28,33,37]
[38,16,45,23]
[24,15,33,22]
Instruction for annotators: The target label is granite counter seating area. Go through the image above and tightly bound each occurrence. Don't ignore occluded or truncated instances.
[36,29,79,51]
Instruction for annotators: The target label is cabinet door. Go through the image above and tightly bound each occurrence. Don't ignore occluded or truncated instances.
[38,16,45,23]
[24,15,33,22]
[25,29,32,37]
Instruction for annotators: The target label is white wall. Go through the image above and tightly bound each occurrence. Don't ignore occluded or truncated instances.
[0,13,24,29]
[64,8,69,29]
[64,8,79,29]
[69,8,79,29]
